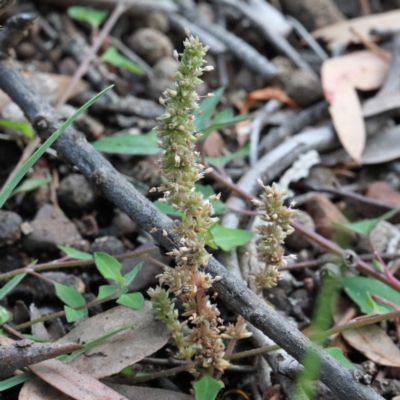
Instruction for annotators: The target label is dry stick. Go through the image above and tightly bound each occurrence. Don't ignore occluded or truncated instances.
[0,15,383,400]
[228,308,400,361]
[212,0,312,70]
[350,27,391,62]
[294,181,400,212]
[0,246,158,282]
[0,341,84,379]
[55,1,126,109]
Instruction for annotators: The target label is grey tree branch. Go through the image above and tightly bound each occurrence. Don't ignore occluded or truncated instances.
[0,13,383,400]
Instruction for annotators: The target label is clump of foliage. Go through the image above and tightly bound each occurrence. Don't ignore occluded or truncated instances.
[148,30,229,376]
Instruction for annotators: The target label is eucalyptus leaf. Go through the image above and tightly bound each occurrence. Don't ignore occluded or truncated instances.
[11,177,51,196]
[94,252,124,286]
[206,143,250,167]
[58,245,93,261]
[67,6,108,28]
[93,131,160,155]
[0,119,34,139]
[193,87,224,133]
[209,224,253,251]
[0,306,9,325]
[97,285,117,299]
[193,375,223,400]
[342,276,400,314]
[339,208,400,236]
[65,306,87,323]
[102,46,144,75]
[324,347,356,370]
[124,263,143,287]
[0,273,26,301]
[117,292,145,310]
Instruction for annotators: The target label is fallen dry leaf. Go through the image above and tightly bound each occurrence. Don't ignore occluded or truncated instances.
[322,123,400,165]
[236,87,299,138]
[21,360,129,400]
[321,50,389,162]
[342,324,400,367]
[58,303,169,378]
[203,131,225,158]
[20,303,170,400]
[313,10,400,50]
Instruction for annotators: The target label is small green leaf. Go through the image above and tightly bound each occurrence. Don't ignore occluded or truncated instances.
[342,276,400,315]
[11,177,51,196]
[102,46,144,75]
[209,224,253,251]
[67,6,108,28]
[0,85,113,209]
[206,143,250,167]
[372,260,384,273]
[324,347,356,370]
[120,366,133,376]
[0,273,26,301]
[339,209,400,236]
[58,245,93,261]
[0,371,35,391]
[155,185,226,216]
[93,131,160,155]
[124,263,143,287]
[55,283,86,308]
[193,87,224,133]
[365,292,380,315]
[193,375,224,400]
[0,306,9,325]
[0,119,34,139]
[153,200,181,216]
[64,306,87,323]
[97,285,117,299]
[202,110,249,137]
[94,252,124,286]
[117,292,145,310]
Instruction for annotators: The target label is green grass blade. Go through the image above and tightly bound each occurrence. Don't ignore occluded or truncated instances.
[0,85,113,208]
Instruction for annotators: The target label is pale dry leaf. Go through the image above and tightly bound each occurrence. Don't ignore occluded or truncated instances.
[20,359,129,400]
[321,50,389,162]
[321,124,400,165]
[342,324,400,367]
[20,303,170,400]
[59,303,170,378]
[328,85,365,163]
[313,10,400,50]
[203,131,225,158]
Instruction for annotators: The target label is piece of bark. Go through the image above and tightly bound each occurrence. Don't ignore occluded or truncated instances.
[0,339,83,378]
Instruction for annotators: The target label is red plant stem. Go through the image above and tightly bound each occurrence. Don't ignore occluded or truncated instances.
[210,169,400,292]
[368,234,400,288]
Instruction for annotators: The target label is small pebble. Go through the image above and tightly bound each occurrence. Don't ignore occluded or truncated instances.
[0,211,22,247]
[23,204,88,252]
[92,236,125,255]
[57,173,96,212]
[128,28,173,65]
